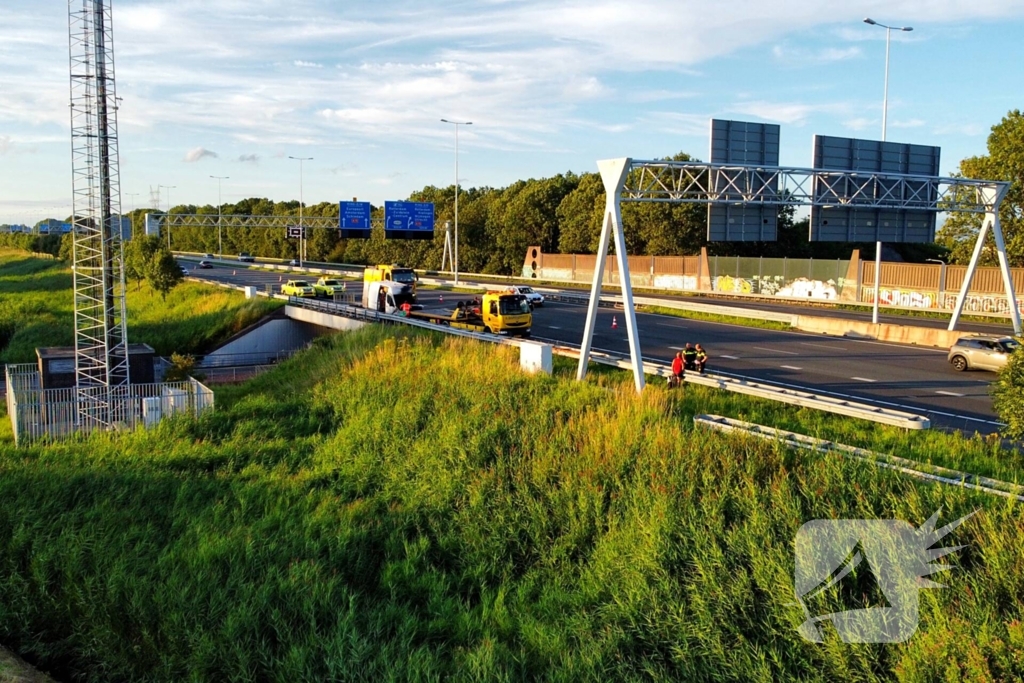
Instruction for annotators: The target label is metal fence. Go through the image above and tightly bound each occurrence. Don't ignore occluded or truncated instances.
[5,365,215,446]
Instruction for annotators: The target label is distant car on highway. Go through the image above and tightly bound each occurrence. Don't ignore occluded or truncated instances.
[288,258,300,266]
[237,252,255,263]
[313,277,347,297]
[948,335,1019,372]
[506,285,544,308]
[197,260,212,269]
[203,253,214,259]
[281,280,316,297]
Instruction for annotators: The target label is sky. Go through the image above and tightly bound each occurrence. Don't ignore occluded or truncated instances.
[1,0,1023,225]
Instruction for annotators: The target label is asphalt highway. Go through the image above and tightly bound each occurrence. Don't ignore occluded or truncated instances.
[181,260,1003,433]
[179,254,1014,335]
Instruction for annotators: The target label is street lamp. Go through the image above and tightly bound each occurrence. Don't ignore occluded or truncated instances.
[210,175,229,258]
[441,119,472,285]
[863,18,912,324]
[159,184,176,249]
[288,156,313,266]
[863,18,913,143]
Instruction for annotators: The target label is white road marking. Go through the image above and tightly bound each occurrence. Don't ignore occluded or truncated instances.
[936,390,966,397]
[591,344,1002,427]
[851,377,877,383]
[669,346,685,350]
[720,354,740,360]
[753,346,799,355]
[548,326,562,329]
[780,365,803,371]
[800,342,847,351]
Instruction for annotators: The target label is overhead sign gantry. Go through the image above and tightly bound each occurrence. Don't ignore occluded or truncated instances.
[578,146,1015,394]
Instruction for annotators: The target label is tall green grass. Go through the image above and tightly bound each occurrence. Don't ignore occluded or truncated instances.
[0,249,281,362]
[1,325,1023,681]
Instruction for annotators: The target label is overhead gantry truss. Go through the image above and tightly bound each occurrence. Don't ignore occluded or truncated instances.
[622,161,1000,213]
[161,214,352,231]
[576,158,1016,394]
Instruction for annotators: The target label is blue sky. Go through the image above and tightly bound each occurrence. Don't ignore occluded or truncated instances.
[2,1,1023,225]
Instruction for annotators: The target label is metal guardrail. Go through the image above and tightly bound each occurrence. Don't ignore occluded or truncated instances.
[695,414,1021,500]
[532,339,929,430]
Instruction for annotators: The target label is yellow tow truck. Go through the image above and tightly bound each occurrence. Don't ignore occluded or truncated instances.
[364,264,418,300]
[409,291,532,337]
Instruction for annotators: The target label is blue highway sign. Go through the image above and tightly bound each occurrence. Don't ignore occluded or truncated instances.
[339,201,372,239]
[384,201,434,240]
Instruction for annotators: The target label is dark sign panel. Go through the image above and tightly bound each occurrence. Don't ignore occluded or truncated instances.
[707,119,780,242]
[384,201,434,240]
[809,135,941,243]
[339,201,372,239]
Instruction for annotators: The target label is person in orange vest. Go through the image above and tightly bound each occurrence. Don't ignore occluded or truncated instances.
[670,351,684,389]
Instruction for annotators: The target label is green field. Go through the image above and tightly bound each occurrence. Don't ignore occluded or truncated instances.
[1,323,1023,681]
[0,249,282,363]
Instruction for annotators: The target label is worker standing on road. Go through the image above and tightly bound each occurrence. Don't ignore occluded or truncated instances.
[670,352,684,389]
[695,344,708,374]
[683,343,697,371]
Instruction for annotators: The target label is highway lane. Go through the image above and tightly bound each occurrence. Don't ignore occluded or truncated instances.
[181,261,1001,432]
[178,254,1014,335]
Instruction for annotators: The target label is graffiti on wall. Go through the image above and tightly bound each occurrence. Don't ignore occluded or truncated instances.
[939,292,1024,315]
[777,278,839,300]
[713,275,752,293]
[653,275,698,291]
[862,288,1024,314]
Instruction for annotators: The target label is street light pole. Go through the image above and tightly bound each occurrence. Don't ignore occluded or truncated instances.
[288,156,313,266]
[863,18,913,324]
[441,119,472,285]
[159,184,176,249]
[210,176,229,258]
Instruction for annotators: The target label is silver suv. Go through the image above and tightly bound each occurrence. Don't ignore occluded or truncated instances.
[948,335,1019,372]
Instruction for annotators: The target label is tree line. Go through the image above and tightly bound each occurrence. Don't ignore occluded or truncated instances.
[6,109,1021,274]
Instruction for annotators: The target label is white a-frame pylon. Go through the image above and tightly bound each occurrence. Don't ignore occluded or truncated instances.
[576,158,646,393]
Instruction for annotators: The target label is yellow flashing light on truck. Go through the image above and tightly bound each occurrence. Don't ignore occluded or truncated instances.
[410,291,531,337]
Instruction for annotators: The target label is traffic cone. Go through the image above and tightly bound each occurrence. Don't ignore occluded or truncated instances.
[611,316,618,330]
[439,294,444,303]
[278,275,282,282]
[232,270,237,276]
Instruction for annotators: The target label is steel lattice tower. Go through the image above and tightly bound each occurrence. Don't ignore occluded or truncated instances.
[68,0,130,426]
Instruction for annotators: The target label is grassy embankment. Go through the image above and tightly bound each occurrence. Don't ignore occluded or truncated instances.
[0,249,282,364]
[1,322,1023,681]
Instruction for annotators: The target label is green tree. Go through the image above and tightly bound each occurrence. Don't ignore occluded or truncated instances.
[148,250,183,300]
[556,173,605,253]
[937,110,1024,266]
[992,340,1024,438]
[125,236,162,290]
[58,233,74,261]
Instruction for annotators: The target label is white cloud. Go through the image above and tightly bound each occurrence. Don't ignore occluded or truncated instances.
[0,137,12,155]
[892,118,926,129]
[184,147,218,162]
[773,44,862,64]
[730,100,849,125]
[237,153,260,163]
[843,117,874,131]
[294,60,323,68]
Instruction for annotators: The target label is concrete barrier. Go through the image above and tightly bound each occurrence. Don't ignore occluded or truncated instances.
[795,315,967,349]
